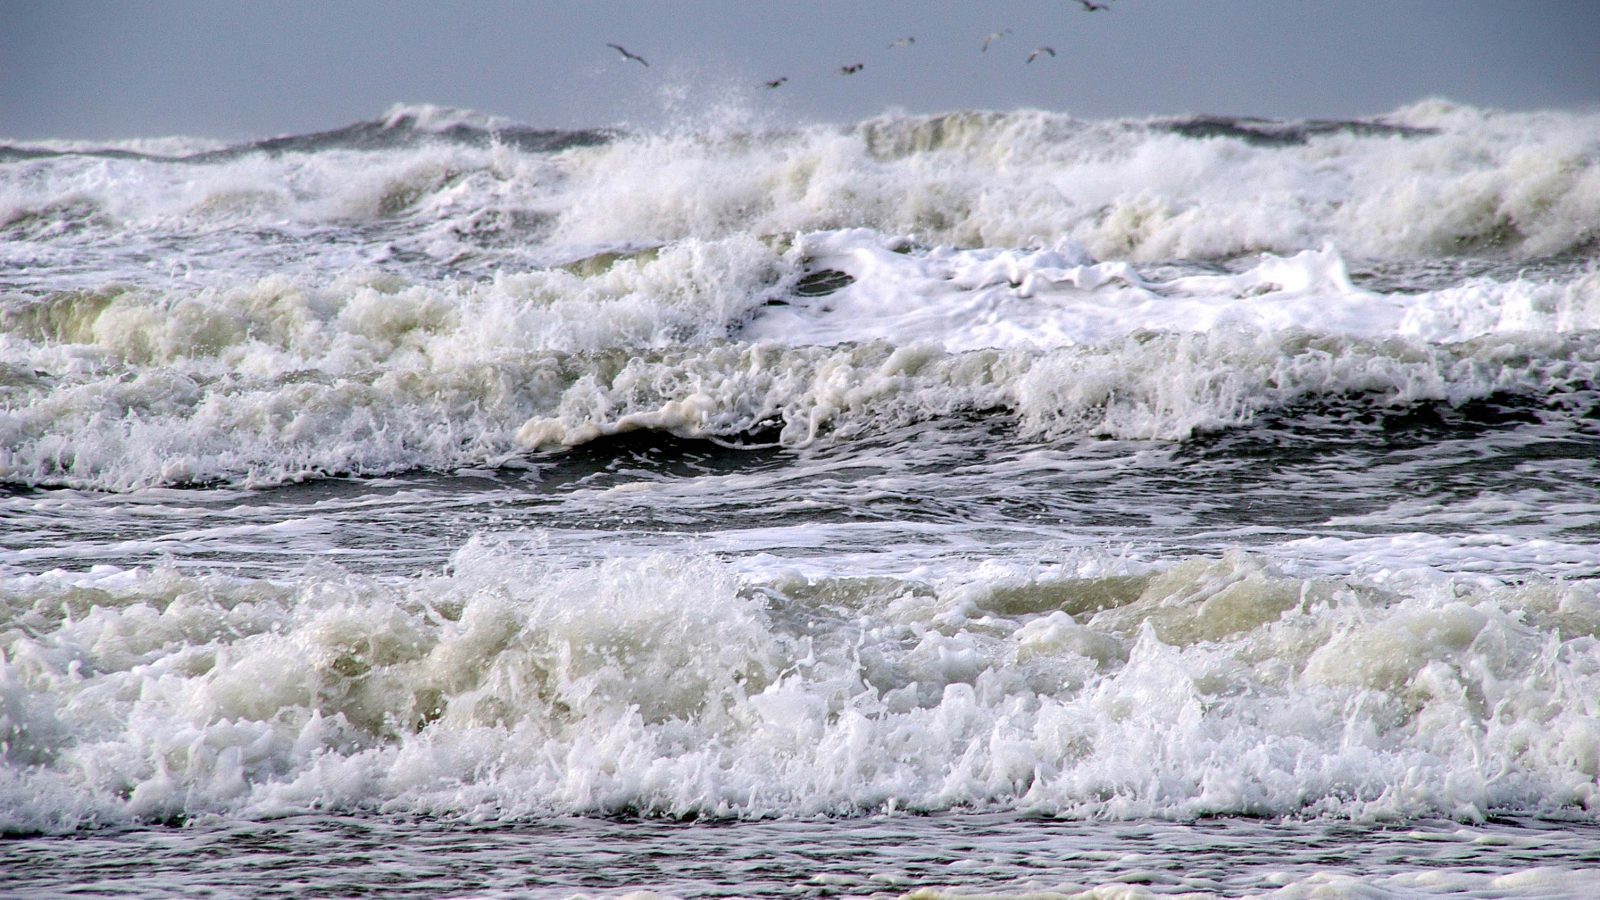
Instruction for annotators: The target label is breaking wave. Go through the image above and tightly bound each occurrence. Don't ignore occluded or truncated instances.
[5,544,1600,833]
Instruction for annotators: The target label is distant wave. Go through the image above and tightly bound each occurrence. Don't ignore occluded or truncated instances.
[0,103,614,164]
[1151,113,1436,147]
[6,101,1597,259]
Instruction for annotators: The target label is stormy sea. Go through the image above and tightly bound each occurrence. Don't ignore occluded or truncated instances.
[4,101,1600,897]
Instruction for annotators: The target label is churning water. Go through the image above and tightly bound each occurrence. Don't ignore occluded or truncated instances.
[5,100,1600,896]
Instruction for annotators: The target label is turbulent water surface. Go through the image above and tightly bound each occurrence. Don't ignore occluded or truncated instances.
[4,101,1600,896]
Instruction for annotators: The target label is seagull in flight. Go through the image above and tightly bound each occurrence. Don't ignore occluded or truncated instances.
[606,43,649,67]
[1026,46,1057,63]
[1076,0,1109,11]
[889,37,915,49]
[840,63,863,75]
[981,29,1012,52]
[764,76,788,89]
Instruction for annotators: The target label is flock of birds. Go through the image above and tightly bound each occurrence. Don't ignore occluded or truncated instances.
[604,0,1117,88]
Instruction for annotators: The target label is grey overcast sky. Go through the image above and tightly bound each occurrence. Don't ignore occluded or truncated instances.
[3,0,1598,141]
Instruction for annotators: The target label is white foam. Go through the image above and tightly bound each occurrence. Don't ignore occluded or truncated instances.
[543,104,1600,262]
[0,235,784,488]
[4,256,1597,488]
[4,547,1599,831]
[0,135,231,158]
[7,104,1599,294]
[751,231,1600,351]
[378,103,521,135]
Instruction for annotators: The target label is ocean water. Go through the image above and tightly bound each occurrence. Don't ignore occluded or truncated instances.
[3,100,1600,897]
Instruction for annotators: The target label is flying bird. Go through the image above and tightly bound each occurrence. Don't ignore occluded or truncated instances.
[840,63,863,75]
[981,29,1012,53]
[1026,46,1057,64]
[764,76,788,89]
[1076,0,1109,10]
[606,43,649,67]
[889,37,915,49]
